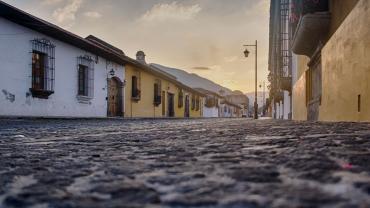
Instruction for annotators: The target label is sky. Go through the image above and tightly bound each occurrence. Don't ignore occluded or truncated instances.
[4,0,270,93]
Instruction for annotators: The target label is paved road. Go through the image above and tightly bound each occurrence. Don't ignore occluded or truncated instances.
[0,118,370,208]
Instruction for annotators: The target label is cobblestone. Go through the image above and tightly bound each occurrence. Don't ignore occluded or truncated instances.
[0,118,370,207]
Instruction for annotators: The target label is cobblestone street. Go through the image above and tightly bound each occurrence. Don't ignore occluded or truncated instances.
[0,118,370,208]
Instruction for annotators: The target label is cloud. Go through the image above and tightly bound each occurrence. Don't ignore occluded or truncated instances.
[192,66,211,70]
[245,0,269,18]
[224,56,238,63]
[139,2,201,22]
[52,0,83,26]
[84,11,102,19]
[42,0,64,5]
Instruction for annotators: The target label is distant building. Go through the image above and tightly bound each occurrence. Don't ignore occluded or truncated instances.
[219,99,242,118]
[195,88,222,118]
[225,90,249,117]
[268,0,369,122]
[125,54,205,118]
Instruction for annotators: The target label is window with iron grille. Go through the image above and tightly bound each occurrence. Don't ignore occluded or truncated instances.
[178,89,184,108]
[30,38,55,99]
[195,96,200,111]
[132,76,141,100]
[205,96,216,108]
[154,79,161,106]
[191,94,195,110]
[77,56,94,99]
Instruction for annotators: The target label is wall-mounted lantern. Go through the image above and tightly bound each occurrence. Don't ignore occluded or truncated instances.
[109,69,115,76]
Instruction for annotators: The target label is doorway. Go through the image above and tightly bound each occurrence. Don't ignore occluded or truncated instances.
[108,77,123,117]
[162,91,166,116]
[167,92,175,117]
[184,95,190,117]
[307,56,322,121]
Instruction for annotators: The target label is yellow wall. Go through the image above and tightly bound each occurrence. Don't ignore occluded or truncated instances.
[292,72,307,120]
[297,55,310,78]
[124,64,202,118]
[292,55,309,120]
[319,0,370,122]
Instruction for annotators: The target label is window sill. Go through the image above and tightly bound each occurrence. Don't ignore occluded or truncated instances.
[77,95,93,104]
[29,88,54,99]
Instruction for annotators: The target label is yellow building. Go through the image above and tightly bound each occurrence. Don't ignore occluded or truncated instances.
[124,51,204,118]
[289,0,369,122]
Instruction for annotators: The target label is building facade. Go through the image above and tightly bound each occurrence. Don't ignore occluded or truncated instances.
[124,52,204,118]
[225,91,249,117]
[269,0,369,122]
[219,99,242,118]
[0,2,126,118]
[268,0,293,120]
[195,88,222,118]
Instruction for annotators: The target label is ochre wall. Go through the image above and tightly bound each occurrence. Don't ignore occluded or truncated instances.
[320,0,370,122]
[297,56,310,78]
[124,64,202,118]
[292,73,307,120]
[292,55,309,120]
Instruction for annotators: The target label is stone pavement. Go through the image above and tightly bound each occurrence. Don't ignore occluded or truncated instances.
[0,118,370,208]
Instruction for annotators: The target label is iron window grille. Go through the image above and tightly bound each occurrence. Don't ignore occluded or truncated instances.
[191,94,195,110]
[205,96,216,108]
[30,38,55,99]
[77,55,94,100]
[131,75,141,100]
[178,89,184,108]
[154,79,161,106]
[195,96,200,111]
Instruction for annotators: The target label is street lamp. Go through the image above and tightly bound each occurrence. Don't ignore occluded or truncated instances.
[243,40,258,119]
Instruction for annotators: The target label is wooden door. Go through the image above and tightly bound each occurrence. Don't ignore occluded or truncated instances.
[184,95,190,117]
[168,93,174,117]
[108,78,119,117]
[162,91,166,116]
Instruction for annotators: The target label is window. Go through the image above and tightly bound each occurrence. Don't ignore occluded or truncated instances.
[358,94,361,112]
[178,89,184,108]
[191,94,195,110]
[132,76,141,100]
[205,96,216,108]
[30,39,55,99]
[78,65,87,96]
[154,79,161,106]
[195,96,200,111]
[77,56,94,100]
[32,52,46,90]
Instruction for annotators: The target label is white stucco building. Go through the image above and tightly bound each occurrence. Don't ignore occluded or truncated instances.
[0,2,130,117]
[195,88,242,118]
[195,88,222,118]
[219,99,242,118]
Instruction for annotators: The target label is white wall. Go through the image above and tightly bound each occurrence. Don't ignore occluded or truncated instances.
[0,17,125,117]
[203,107,219,117]
[283,91,291,120]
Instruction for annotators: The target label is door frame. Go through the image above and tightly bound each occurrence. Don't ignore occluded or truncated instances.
[107,77,124,117]
[184,95,190,118]
[167,92,175,117]
[162,91,166,117]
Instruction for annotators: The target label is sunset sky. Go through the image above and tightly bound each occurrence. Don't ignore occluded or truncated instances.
[4,0,270,93]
